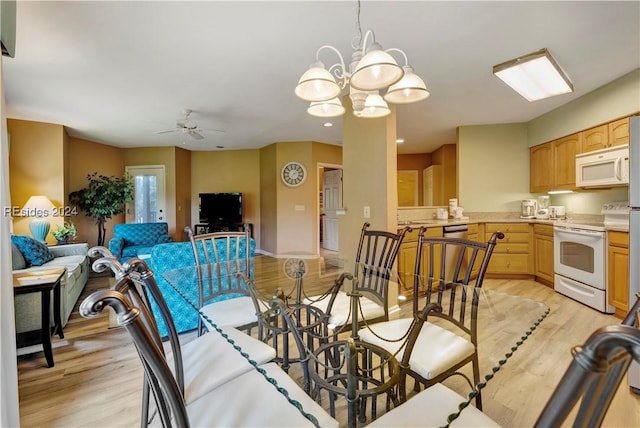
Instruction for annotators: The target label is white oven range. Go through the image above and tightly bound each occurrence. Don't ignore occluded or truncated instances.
[553,223,615,314]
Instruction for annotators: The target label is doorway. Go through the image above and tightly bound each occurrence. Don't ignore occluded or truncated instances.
[318,164,342,254]
[125,165,166,224]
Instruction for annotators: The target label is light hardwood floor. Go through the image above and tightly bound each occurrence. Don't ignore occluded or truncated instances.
[16,273,640,427]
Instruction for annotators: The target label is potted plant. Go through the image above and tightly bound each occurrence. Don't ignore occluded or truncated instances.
[69,172,134,246]
[51,221,77,245]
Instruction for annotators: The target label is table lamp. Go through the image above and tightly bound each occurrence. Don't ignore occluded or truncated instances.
[22,195,55,243]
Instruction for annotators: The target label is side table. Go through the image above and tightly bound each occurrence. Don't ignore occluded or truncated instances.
[13,268,66,367]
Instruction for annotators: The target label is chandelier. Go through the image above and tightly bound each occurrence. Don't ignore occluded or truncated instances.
[294,1,429,118]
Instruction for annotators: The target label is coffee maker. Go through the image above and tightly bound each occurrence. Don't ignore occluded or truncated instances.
[521,199,537,218]
[536,195,550,219]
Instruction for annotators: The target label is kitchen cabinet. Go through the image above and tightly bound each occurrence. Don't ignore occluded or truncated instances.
[485,223,532,275]
[533,224,554,286]
[529,133,579,193]
[608,230,629,318]
[579,117,630,153]
[553,133,580,191]
[580,124,609,153]
[529,143,553,193]
[422,165,443,206]
[397,226,442,300]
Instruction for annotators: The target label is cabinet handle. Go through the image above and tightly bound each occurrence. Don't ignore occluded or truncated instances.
[506,248,510,253]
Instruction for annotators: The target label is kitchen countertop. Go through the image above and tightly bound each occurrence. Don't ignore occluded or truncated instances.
[397,217,629,233]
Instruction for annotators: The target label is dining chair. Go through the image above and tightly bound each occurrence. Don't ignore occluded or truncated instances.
[358,229,504,407]
[185,225,266,336]
[367,294,640,428]
[79,275,339,427]
[90,255,276,427]
[304,222,410,334]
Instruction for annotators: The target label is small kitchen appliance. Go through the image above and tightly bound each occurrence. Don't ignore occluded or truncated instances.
[536,195,550,219]
[521,199,537,218]
[548,205,566,219]
[448,199,458,218]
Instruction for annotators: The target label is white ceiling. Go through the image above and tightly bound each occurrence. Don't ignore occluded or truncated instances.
[4,1,640,154]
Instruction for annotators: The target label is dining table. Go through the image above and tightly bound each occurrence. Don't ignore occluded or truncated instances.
[161,255,550,427]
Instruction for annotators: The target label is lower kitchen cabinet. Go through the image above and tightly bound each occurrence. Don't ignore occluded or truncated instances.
[485,223,532,275]
[608,230,629,317]
[533,224,554,286]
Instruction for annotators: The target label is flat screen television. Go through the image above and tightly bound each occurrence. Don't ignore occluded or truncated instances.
[199,192,243,224]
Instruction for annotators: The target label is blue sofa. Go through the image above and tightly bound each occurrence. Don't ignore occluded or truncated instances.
[148,237,256,336]
[108,222,173,262]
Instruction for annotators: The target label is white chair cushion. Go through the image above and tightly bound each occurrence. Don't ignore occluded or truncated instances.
[304,291,385,328]
[368,383,501,427]
[165,325,276,403]
[183,362,339,427]
[358,318,475,380]
[200,295,258,329]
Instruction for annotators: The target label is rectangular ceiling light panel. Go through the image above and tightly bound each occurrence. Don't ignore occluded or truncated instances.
[493,48,573,102]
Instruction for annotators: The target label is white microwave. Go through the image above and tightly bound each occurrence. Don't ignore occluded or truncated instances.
[576,144,629,188]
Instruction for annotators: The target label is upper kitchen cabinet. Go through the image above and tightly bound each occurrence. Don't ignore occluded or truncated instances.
[530,142,552,193]
[530,133,580,193]
[553,133,580,191]
[579,117,630,153]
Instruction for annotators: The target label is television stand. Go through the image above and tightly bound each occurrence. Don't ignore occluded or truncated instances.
[194,223,253,238]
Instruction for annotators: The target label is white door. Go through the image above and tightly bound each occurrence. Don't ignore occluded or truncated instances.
[125,165,166,224]
[322,169,342,252]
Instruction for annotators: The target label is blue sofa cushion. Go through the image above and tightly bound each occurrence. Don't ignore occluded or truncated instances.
[11,244,27,270]
[11,235,54,267]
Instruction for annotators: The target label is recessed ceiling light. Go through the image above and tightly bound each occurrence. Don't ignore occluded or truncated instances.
[396,138,405,144]
[323,122,333,127]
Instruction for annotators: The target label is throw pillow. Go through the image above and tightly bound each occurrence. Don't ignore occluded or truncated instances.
[10,235,54,267]
[11,244,27,270]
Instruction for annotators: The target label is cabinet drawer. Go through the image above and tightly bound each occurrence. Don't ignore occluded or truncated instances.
[487,231,529,244]
[467,224,478,235]
[493,242,529,254]
[486,223,529,234]
[608,231,629,247]
[488,254,530,273]
[533,224,554,237]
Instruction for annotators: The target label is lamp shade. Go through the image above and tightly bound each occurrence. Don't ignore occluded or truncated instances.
[21,195,55,243]
[307,98,345,117]
[357,94,390,118]
[384,66,430,104]
[350,43,404,91]
[493,48,573,102]
[295,61,342,102]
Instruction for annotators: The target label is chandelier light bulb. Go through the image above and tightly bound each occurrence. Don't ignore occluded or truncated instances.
[295,61,341,102]
[350,43,404,91]
[384,66,430,104]
[307,98,346,117]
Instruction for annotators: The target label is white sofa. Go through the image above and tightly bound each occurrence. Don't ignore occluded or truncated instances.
[13,243,90,335]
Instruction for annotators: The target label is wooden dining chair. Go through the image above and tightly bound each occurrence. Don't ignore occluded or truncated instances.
[305,222,410,334]
[358,229,504,407]
[90,255,276,427]
[367,295,640,428]
[79,273,339,427]
[185,225,266,336]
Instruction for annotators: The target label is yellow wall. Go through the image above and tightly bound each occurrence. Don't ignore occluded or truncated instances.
[458,124,530,213]
[175,147,191,241]
[431,144,457,203]
[190,149,261,248]
[8,119,66,244]
[259,144,277,254]
[68,137,125,246]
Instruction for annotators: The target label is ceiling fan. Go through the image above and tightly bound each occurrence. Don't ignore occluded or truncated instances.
[155,109,222,141]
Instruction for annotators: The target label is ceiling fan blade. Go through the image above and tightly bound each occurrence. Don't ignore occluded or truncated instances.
[190,131,204,140]
[155,129,178,134]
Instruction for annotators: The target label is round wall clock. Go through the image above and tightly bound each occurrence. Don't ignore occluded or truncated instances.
[281,161,307,187]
